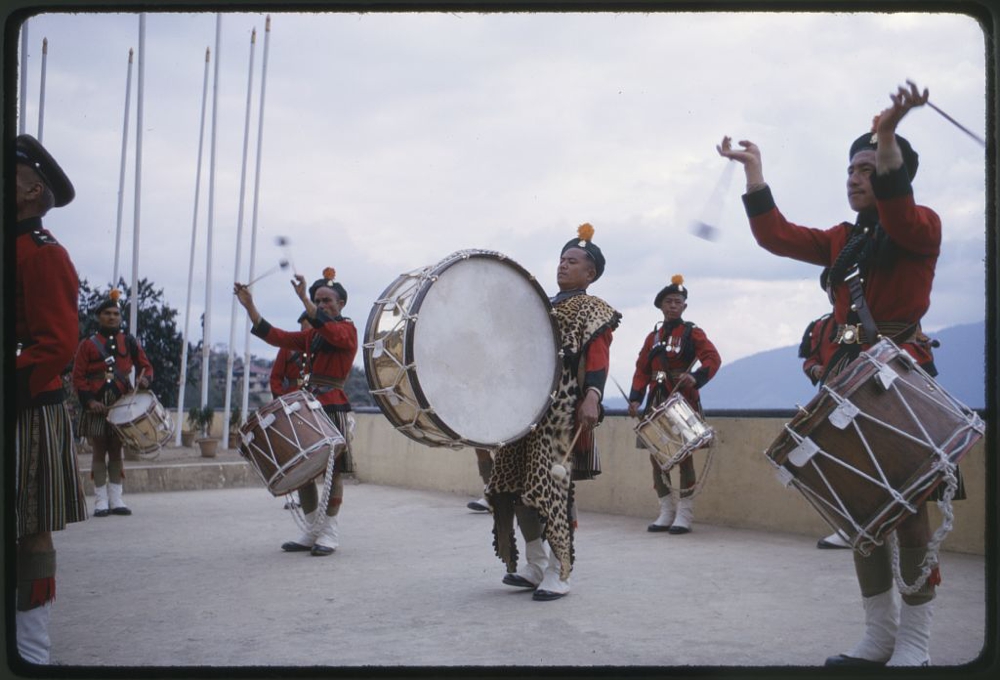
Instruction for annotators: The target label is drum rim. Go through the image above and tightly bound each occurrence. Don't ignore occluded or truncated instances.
[363,249,562,447]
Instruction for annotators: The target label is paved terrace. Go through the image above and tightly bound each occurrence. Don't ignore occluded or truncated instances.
[4,435,993,678]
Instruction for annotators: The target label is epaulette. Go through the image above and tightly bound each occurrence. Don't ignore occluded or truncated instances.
[30,229,59,247]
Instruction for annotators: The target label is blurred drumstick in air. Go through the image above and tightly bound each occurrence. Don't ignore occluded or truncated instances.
[275,235,299,276]
[925,101,986,147]
[245,259,289,287]
[690,160,735,242]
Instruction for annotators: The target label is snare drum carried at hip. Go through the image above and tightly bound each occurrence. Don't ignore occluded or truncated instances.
[363,249,561,449]
[105,390,175,454]
[636,392,714,473]
[764,337,983,555]
[238,390,346,496]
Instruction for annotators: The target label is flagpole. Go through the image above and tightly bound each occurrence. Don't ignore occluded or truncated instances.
[113,48,134,287]
[129,15,145,339]
[202,13,222,412]
[175,46,211,446]
[222,26,257,449]
[36,37,47,141]
[242,15,272,422]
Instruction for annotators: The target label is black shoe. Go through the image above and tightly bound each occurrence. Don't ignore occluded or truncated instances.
[532,589,567,601]
[647,523,672,532]
[310,545,335,556]
[281,541,312,553]
[824,654,886,667]
[94,508,110,518]
[667,525,691,535]
[110,506,132,516]
[502,573,538,589]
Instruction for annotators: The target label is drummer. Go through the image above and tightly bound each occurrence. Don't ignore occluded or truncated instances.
[234,267,358,557]
[718,80,961,666]
[72,290,154,518]
[627,274,721,534]
[487,223,621,601]
[269,311,309,399]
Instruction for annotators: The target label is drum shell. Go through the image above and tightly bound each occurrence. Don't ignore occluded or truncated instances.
[765,339,983,551]
[238,391,346,496]
[106,391,174,453]
[363,250,561,449]
[636,392,714,472]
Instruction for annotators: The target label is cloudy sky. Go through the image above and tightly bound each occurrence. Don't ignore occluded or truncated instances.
[10,7,989,404]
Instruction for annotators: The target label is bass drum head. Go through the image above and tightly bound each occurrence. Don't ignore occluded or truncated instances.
[411,253,558,445]
[107,392,155,424]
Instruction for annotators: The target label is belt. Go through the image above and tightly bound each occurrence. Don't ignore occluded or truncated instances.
[834,321,916,345]
[304,374,347,393]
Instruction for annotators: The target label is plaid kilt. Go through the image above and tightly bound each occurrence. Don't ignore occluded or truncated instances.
[77,390,118,439]
[327,409,355,474]
[15,403,89,537]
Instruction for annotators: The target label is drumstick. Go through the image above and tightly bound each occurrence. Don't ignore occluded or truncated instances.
[551,424,584,482]
[131,368,145,396]
[611,377,639,419]
[275,235,299,276]
[245,259,290,287]
[666,359,700,399]
[925,100,986,148]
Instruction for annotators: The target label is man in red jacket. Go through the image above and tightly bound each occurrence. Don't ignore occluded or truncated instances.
[718,80,951,666]
[72,292,154,517]
[628,274,721,535]
[235,268,358,557]
[13,134,88,665]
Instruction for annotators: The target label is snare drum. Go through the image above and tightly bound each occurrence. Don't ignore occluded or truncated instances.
[636,392,714,472]
[765,338,984,554]
[363,249,561,449]
[106,391,174,453]
[238,391,346,496]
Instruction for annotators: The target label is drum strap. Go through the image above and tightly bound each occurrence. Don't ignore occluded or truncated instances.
[843,267,880,346]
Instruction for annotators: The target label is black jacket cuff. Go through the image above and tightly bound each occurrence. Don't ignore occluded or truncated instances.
[741,185,776,218]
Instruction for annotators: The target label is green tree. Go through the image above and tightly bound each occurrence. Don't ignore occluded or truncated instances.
[77,278,184,408]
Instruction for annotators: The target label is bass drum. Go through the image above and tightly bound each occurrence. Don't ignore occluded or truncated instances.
[363,249,560,449]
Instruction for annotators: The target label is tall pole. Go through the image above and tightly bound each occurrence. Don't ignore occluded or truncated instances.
[36,38,47,141]
[113,48,134,287]
[19,20,27,135]
[129,15,145,338]
[222,27,257,449]
[202,13,222,412]
[242,15,272,421]
[175,46,212,446]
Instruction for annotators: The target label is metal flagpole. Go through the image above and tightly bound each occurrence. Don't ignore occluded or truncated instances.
[202,13,222,411]
[113,48,134,287]
[37,38,47,141]
[175,46,212,446]
[242,15,272,422]
[19,20,27,134]
[222,27,257,449]
[129,15,145,339]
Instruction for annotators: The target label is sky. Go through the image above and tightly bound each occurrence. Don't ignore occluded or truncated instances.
[7,7,990,407]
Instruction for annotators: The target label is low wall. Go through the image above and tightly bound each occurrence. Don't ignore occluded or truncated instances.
[352,411,988,556]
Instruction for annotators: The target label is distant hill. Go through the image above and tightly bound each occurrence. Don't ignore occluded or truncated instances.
[605,320,987,412]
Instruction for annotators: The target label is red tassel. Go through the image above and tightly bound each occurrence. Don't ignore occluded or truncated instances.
[29,577,56,607]
[929,566,942,587]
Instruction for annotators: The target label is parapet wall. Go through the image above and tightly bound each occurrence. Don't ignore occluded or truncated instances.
[351,410,987,555]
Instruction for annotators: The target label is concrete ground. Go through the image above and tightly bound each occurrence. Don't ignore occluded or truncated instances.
[13,447,995,677]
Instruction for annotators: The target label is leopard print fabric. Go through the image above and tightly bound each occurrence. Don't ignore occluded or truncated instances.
[487,293,621,580]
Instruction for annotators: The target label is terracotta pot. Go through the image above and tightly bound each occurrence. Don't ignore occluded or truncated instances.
[196,438,219,458]
[181,430,196,448]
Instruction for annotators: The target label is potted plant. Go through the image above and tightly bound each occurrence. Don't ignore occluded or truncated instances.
[188,406,218,458]
[229,405,243,445]
[181,408,199,448]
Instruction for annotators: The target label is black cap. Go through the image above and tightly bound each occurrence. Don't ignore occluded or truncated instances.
[849,132,919,180]
[560,223,606,281]
[308,267,348,304]
[15,134,75,207]
[654,274,688,307]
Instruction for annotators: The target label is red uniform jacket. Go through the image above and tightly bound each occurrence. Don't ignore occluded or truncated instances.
[629,319,722,410]
[252,312,358,411]
[15,217,80,407]
[744,165,939,365]
[72,330,155,406]
[269,347,304,399]
[799,313,837,385]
